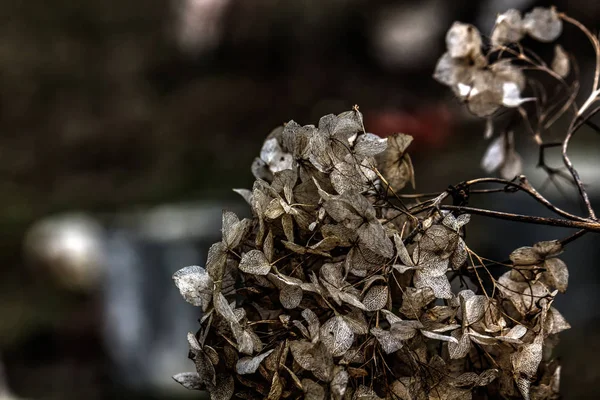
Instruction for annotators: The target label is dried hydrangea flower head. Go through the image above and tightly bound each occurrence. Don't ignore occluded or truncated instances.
[172,105,570,400]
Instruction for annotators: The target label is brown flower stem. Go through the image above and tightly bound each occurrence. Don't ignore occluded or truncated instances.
[564,118,597,219]
[440,205,600,232]
[462,177,589,222]
[559,229,587,246]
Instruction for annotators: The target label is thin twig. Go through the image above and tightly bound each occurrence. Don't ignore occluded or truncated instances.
[463,177,589,222]
[564,118,597,219]
[440,205,600,232]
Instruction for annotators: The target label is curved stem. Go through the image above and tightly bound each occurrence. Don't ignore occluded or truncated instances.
[463,177,590,222]
[440,205,600,232]
[564,119,596,219]
[560,13,600,93]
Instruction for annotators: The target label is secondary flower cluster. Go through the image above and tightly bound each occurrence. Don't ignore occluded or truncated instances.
[172,109,569,399]
[434,7,571,180]
[434,7,566,118]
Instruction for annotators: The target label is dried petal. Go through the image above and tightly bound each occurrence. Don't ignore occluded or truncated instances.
[236,349,275,375]
[510,246,542,265]
[414,273,453,299]
[239,249,272,275]
[209,374,235,400]
[206,241,228,282]
[362,285,388,311]
[552,45,570,78]
[358,220,394,258]
[303,378,326,400]
[400,287,436,318]
[540,257,569,293]
[222,211,250,249]
[523,7,563,42]
[331,368,349,399]
[448,330,471,359]
[290,341,333,382]
[173,372,204,390]
[280,284,303,309]
[320,316,355,357]
[376,133,415,191]
[302,309,321,341]
[354,133,387,158]
[446,22,483,60]
[173,265,214,311]
[500,148,522,179]
[491,9,525,46]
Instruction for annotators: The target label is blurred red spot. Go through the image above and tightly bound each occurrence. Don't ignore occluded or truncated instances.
[364,104,454,151]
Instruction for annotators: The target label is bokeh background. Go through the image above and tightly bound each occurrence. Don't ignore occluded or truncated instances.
[1,0,599,399]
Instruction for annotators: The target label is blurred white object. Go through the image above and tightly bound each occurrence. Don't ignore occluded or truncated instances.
[103,202,244,392]
[372,0,448,69]
[23,213,106,292]
[174,0,232,55]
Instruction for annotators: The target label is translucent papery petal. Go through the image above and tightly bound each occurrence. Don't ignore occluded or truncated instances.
[523,7,563,42]
[414,272,453,299]
[446,22,484,60]
[491,9,525,46]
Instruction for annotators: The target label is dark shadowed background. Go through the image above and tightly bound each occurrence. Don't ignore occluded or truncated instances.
[0,0,599,399]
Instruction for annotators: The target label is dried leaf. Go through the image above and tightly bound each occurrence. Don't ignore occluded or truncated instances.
[545,307,571,335]
[371,327,403,354]
[510,246,541,265]
[267,372,283,400]
[263,229,274,262]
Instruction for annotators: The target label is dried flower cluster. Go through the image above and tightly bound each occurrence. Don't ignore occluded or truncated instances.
[434,6,572,180]
[172,106,570,399]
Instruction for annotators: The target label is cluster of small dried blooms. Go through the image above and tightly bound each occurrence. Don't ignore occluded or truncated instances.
[433,7,571,180]
[171,104,570,399]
